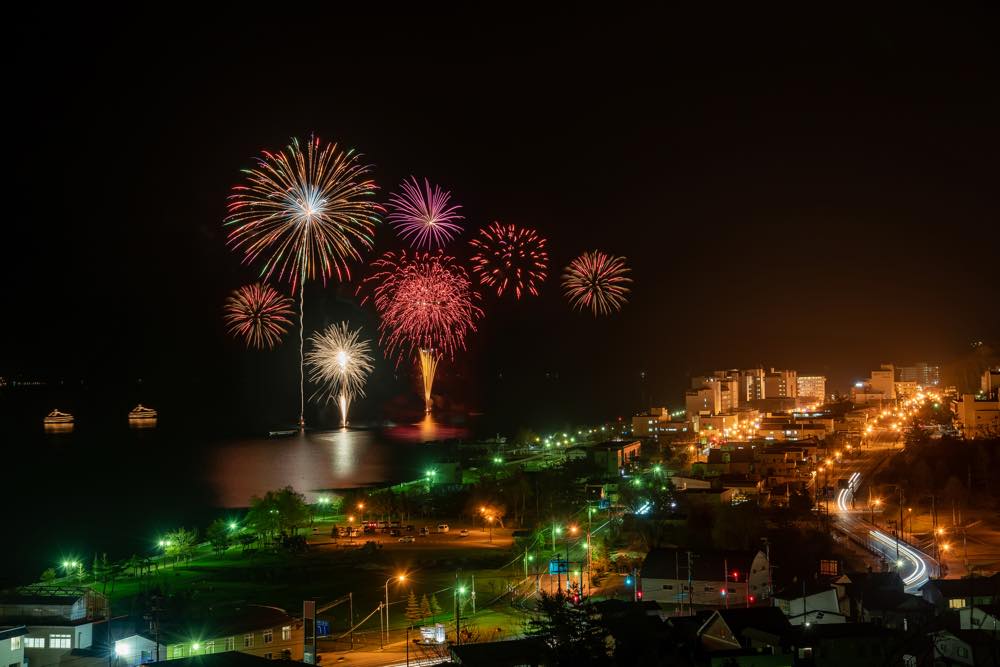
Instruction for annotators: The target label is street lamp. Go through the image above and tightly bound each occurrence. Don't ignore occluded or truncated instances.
[485,515,494,543]
[383,574,406,646]
[454,585,467,645]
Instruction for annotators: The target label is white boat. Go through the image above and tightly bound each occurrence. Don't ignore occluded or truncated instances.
[44,409,74,424]
[128,404,158,420]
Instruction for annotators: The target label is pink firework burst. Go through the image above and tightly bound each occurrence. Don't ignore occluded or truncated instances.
[469,222,548,299]
[361,250,482,361]
[562,251,632,316]
[386,177,464,249]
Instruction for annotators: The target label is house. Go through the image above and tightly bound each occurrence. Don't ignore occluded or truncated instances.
[0,588,107,666]
[448,637,549,666]
[114,605,303,665]
[697,607,792,658]
[920,574,1000,611]
[640,547,770,606]
[1,625,28,667]
[772,582,845,626]
[856,588,934,631]
[833,571,904,621]
[789,623,899,667]
[929,629,998,667]
[959,603,1000,632]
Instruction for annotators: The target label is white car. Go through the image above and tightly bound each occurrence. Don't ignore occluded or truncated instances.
[437,524,450,533]
[398,536,416,543]
[459,529,470,537]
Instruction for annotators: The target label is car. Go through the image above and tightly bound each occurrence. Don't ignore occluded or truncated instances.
[398,536,416,543]
[437,524,450,533]
[459,529,470,537]
[419,527,430,536]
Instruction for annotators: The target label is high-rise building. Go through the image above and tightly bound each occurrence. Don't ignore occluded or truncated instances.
[739,368,766,401]
[764,368,798,398]
[897,362,941,387]
[982,368,1000,400]
[685,387,720,418]
[796,376,826,404]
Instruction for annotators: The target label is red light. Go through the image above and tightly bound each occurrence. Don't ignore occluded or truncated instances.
[749,595,755,603]
[731,571,739,581]
[637,591,643,599]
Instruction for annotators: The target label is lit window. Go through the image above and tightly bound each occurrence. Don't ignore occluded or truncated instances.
[225,637,236,652]
[281,626,291,641]
[25,638,45,648]
[264,653,273,660]
[244,634,254,648]
[205,641,215,654]
[948,598,966,609]
[12,636,22,650]
[50,634,72,649]
[172,645,185,658]
[263,630,273,644]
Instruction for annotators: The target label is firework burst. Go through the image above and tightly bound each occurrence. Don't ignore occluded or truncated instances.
[223,283,295,349]
[562,251,632,316]
[305,322,374,427]
[469,222,548,299]
[386,177,463,249]
[224,136,381,290]
[361,251,482,412]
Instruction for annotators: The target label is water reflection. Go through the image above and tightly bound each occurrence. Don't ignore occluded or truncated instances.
[43,423,74,434]
[384,415,469,443]
[128,417,157,430]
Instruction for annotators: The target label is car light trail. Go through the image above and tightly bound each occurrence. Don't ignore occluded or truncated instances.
[868,529,930,592]
[836,472,860,512]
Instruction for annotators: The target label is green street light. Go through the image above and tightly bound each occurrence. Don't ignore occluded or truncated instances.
[228,521,238,531]
[456,586,466,595]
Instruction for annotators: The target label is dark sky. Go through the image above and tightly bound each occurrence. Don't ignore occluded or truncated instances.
[7,7,999,429]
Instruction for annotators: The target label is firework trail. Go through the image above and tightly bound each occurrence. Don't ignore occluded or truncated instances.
[224,136,380,427]
[562,251,632,316]
[305,322,374,427]
[469,222,548,298]
[386,177,463,248]
[223,283,295,350]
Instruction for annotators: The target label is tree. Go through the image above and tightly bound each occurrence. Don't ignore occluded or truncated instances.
[164,527,198,564]
[527,591,611,666]
[430,594,442,620]
[40,567,57,582]
[420,594,432,622]
[405,591,422,624]
[206,518,232,554]
[247,486,311,543]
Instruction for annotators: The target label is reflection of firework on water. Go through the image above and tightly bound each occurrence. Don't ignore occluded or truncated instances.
[469,222,548,299]
[562,251,632,316]
[386,177,463,249]
[362,251,482,361]
[224,283,295,349]
[224,136,381,290]
[305,322,374,427]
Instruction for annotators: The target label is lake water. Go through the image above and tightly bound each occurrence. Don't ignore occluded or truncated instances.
[2,396,471,588]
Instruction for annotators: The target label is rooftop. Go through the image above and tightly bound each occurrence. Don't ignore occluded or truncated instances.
[641,547,763,581]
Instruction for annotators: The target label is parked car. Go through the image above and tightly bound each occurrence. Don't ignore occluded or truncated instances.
[390,529,401,537]
[419,527,430,536]
[398,536,416,543]
[404,525,415,532]
[437,524,450,533]
[459,529,470,537]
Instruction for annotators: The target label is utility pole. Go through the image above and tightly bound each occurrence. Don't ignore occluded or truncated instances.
[471,574,476,615]
[687,552,695,614]
[723,558,729,609]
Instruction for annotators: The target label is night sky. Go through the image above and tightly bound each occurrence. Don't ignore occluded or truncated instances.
[7,8,999,429]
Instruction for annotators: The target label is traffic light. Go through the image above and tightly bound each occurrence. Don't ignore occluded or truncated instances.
[636,590,643,600]
[625,576,633,586]
[731,571,739,581]
[749,595,756,603]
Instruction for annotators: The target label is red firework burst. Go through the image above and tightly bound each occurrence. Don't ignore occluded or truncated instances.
[562,251,632,316]
[223,283,295,349]
[361,251,482,362]
[469,222,548,299]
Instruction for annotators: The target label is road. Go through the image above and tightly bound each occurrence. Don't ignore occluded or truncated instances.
[831,431,937,593]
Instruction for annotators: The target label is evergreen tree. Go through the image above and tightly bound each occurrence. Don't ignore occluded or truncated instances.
[405,591,422,624]
[430,593,442,620]
[420,594,432,622]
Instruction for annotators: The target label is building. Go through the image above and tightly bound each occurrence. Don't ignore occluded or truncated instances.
[893,381,919,399]
[897,362,940,387]
[953,394,1000,438]
[694,413,739,435]
[739,368,767,402]
[696,607,791,654]
[764,368,797,398]
[685,387,720,418]
[0,588,107,667]
[920,574,1000,611]
[584,440,642,475]
[796,376,826,404]
[640,548,770,606]
[869,364,896,400]
[115,605,303,665]
[789,623,898,667]
[1,626,28,667]
[449,638,547,666]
